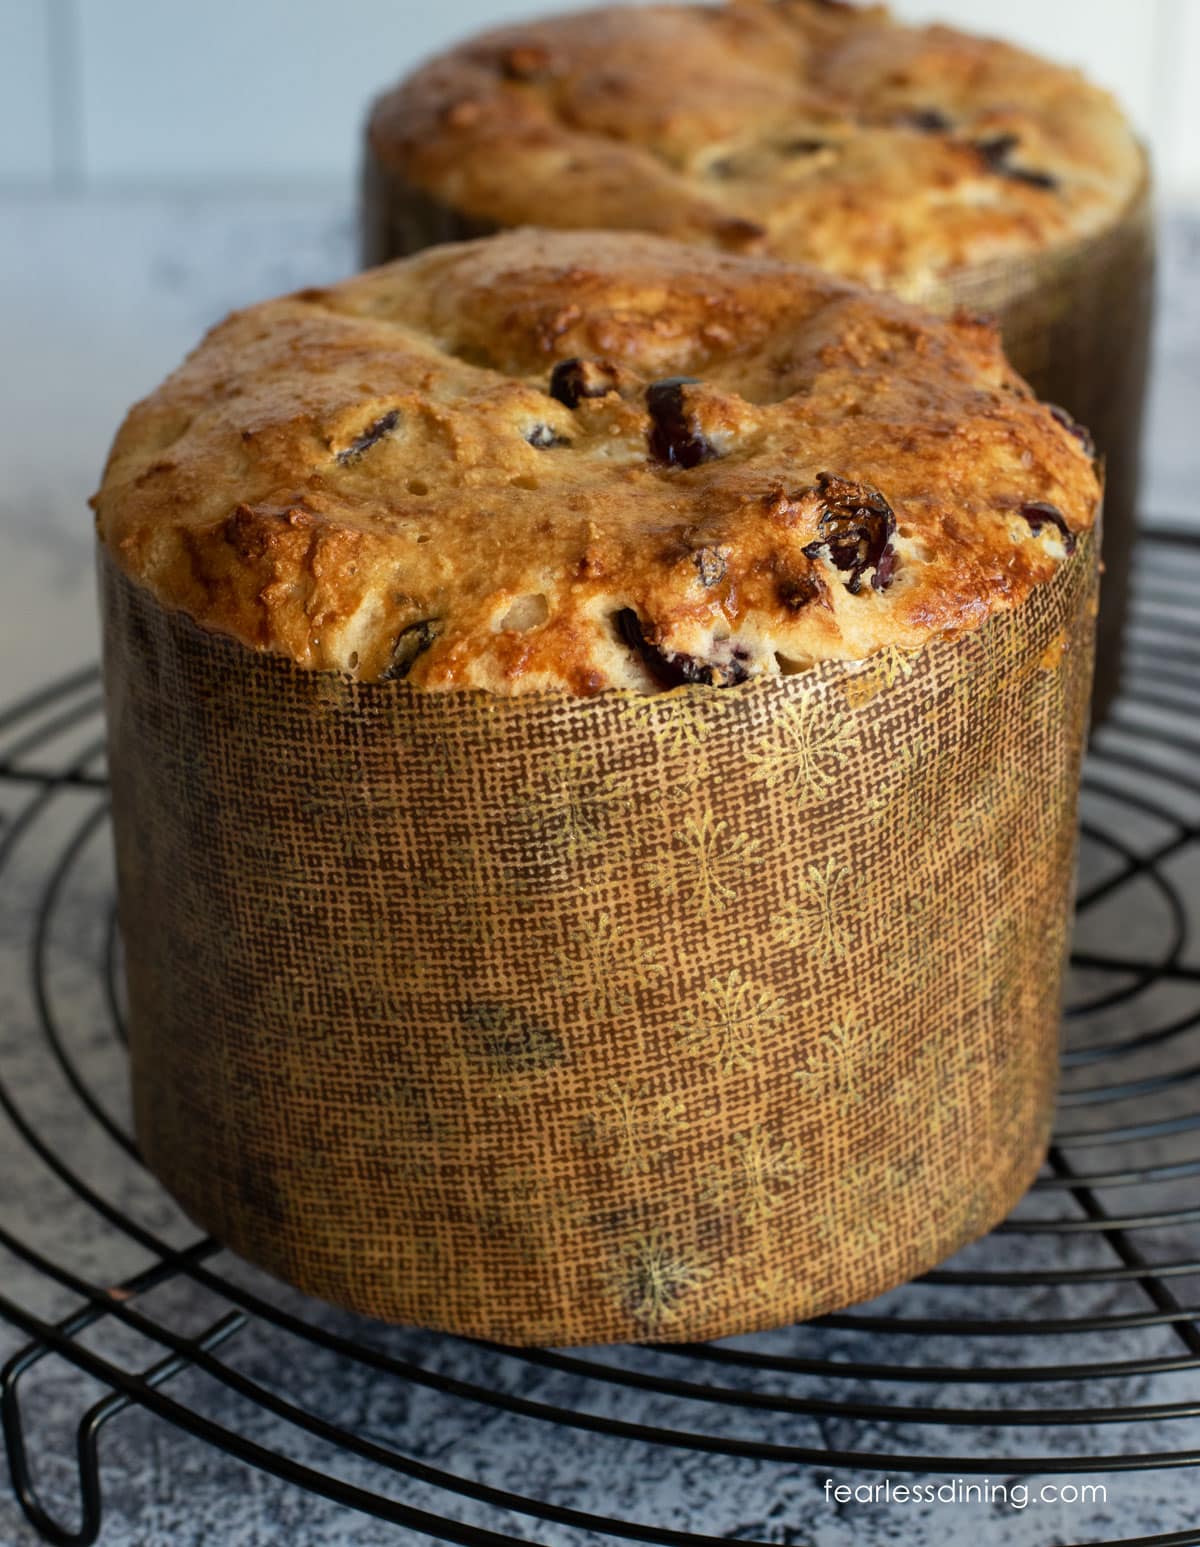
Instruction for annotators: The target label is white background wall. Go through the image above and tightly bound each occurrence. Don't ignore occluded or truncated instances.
[1,0,1198,203]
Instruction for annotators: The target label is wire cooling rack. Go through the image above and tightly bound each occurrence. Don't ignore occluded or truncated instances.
[0,532,1198,1547]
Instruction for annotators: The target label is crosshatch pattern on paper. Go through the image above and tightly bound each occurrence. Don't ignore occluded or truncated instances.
[100,532,1095,1347]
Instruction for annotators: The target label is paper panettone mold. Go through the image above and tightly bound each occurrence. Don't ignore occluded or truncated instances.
[100,531,1095,1346]
[361,0,1153,719]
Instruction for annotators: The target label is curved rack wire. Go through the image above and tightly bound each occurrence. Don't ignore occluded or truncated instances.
[1,534,1199,1547]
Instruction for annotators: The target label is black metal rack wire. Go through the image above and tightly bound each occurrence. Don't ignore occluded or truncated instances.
[1,531,1198,1547]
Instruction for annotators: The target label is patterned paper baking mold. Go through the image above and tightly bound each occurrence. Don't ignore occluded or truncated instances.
[99,530,1096,1347]
[360,149,1150,723]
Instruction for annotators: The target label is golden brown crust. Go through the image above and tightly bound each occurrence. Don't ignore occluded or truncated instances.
[367,0,1144,294]
[94,227,1100,694]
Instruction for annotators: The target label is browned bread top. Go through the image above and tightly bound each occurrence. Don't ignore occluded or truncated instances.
[94,228,1099,694]
[368,0,1144,294]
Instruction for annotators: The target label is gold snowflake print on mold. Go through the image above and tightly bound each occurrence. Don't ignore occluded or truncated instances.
[774,856,853,963]
[606,1229,711,1334]
[865,733,941,834]
[294,749,411,865]
[334,920,441,1009]
[415,830,538,947]
[874,880,945,999]
[745,693,859,802]
[948,765,1026,869]
[456,1003,565,1107]
[512,747,634,862]
[793,1017,887,1105]
[361,951,447,1023]
[239,866,299,938]
[702,1123,799,1224]
[309,669,352,714]
[551,911,666,1020]
[926,627,995,732]
[982,606,1044,694]
[201,1028,267,1153]
[937,611,1035,727]
[882,1031,985,1146]
[983,912,1033,1026]
[617,686,735,764]
[580,1078,685,1176]
[894,1146,991,1268]
[350,1086,459,1187]
[809,1154,904,1260]
[675,967,784,1076]
[841,642,921,710]
[654,808,764,917]
[477,1162,587,1265]
[385,711,470,783]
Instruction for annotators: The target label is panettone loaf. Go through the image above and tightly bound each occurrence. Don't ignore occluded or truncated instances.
[96,230,1098,1344]
[364,2,1142,286]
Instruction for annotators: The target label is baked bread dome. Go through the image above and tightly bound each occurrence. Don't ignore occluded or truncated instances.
[95,228,1099,696]
[361,0,1151,717]
[364,1,1142,287]
[97,230,1099,1344]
